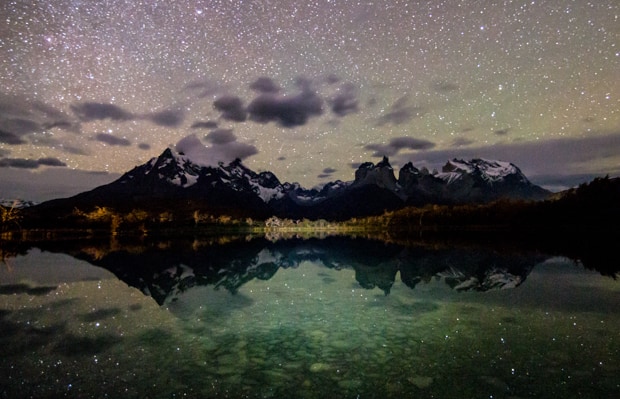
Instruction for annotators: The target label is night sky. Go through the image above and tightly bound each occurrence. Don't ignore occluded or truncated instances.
[1,0,618,201]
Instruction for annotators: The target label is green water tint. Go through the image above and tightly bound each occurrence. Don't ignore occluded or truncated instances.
[1,238,619,398]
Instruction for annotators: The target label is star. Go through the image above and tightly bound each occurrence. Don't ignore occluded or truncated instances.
[0,0,619,201]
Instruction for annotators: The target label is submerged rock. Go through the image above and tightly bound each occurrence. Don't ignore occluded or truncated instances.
[309,362,330,372]
[408,375,433,389]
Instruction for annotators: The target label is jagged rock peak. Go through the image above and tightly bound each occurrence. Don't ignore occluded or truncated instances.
[376,155,392,169]
[354,156,398,190]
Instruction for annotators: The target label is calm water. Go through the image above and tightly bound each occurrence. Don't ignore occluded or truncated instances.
[1,235,619,398]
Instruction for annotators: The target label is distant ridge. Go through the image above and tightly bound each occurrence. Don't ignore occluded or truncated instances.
[31,146,551,221]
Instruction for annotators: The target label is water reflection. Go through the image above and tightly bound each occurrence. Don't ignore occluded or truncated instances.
[1,234,619,398]
[10,236,552,306]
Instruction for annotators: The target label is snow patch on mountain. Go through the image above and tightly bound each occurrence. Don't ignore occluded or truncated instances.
[437,158,525,184]
[0,199,37,208]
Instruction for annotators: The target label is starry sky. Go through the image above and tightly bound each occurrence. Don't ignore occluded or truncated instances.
[1,0,618,201]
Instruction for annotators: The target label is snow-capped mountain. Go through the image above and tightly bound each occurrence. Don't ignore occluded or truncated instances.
[438,158,527,184]
[31,147,550,220]
[0,199,37,208]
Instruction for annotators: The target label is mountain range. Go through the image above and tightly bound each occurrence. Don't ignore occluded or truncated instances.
[32,146,550,221]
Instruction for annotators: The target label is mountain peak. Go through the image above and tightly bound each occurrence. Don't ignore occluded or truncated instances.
[354,157,398,190]
[440,158,525,184]
[38,148,550,221]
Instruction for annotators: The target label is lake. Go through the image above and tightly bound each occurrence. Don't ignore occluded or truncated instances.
[1,233,619,398]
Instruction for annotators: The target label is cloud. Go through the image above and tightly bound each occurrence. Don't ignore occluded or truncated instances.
[0,129,27,145]
[325,74,340,84]
[376,95,424,126]
[365,136,436,157]
[71,102,185,127]
[138,143,151,150]
[0,95,78,141]
[250,77,280,93]
[36,157,67,167]
[0,167,119,202]
[0,157,66,169]
[329,83,359,117]
[43,120,76,131]
[94,133,132,146]
[431,80,460,93]
[451,137,475,147]
[317,168,337,179]
[191,121,218,129]
[213,95,247,122]
[175,133,258,166]
[31,135,90,155]
[71,102,134,122]
[0,158,39,169]
[318,167,337,179]
[247,89,323,127]
[183,79,224,98]
[494,128,510,136]
[205,128,236,144]
[2,118,40,135]
[147,109,184,127]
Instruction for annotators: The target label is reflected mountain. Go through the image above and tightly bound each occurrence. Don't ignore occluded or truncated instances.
[10,236,552,306]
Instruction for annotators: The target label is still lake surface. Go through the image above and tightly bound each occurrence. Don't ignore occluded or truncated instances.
[1,234,619,398]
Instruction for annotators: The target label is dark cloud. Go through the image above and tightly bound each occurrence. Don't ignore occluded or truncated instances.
[71,102,134,122]
[183,79,223,98]
[247,90,323,127]
[394,131,620,190]
[325,74,340,84]
[376,95,424,126]
[191,120,218,129]
[148,109,184,127]
[31,101,70,120]
[42,120,77,131]
[3,118,40,135]
[138,143,151,150]
[0,157,65,169]
[60,145,90,156]
[36,157,67,167]
[0,95,78,139]
[0,158,39,169]
[175,134,258,166]
[72,102,184,127]
[213,95,247,122]
[323,167,337,174]
[431,80,460,93]
[365,136,436,157]
[329,83,359,117]
[94,133,132,146]
[294,76,314,91]
[451,137,475,147]
[0,129,27,145]
[250,77,280,93]
[32,135,90,155]
[494,128,511,136]
[205,128,236,145]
